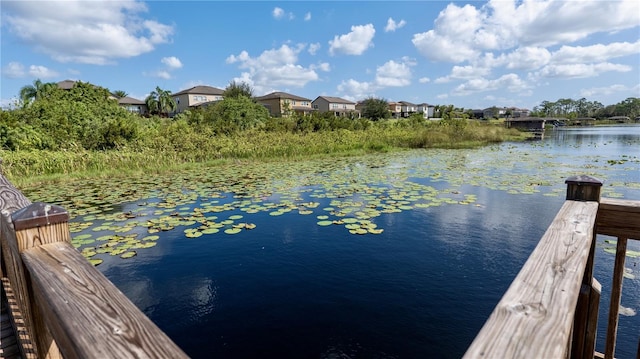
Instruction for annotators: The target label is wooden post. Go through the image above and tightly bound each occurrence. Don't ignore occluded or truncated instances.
[565,175,603,202]
[566,175,602,359]
[604,237,628,359]
[11,202,67,359]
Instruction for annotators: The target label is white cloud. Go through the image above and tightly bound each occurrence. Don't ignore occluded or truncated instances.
[337,79,376,100]
[272,7,284,19]
[534,62,632,79]
[272,7,294,20]
[452,73,530,96]
[2,62,26,78]
[412,0,640,63]
[385,18,406,32]
[305,12,311,21]
[226,44,320,93]
[579,84,640,97]
[329,24,375,56]
[311,62,331,72]
[28,65,59,78]
[551,41,640,64]
[375,60,413,87]
[161,56,183,69]
[308,43,321,56]
[144,70,171,79]
[2,1,174,65]
[419,77,430,83]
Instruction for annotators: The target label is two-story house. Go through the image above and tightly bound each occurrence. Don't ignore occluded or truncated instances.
[399,101,418,118]
[416,103,435,119]
[311,96,359,117]
[388,102,402,118]
[256,91,313,117]
[172,86,224,114]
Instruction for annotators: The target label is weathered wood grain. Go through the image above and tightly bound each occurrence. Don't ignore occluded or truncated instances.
[597,198,640,240]
[462,200,599,358]
[21,241,189,359]
[0,175,31,214]
[1,277,37,359]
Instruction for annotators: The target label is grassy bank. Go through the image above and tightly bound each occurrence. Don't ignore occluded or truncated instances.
[2,121,528,187]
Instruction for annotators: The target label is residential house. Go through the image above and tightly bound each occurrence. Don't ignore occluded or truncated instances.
[172,85,224,114]
[416,103,435,119]
[118,96,147,115]
[57,80,76,90]
[510,107,531,118]
[388,102,402,118]
[399,101,417,118]
[483,107,507,119]
[256,91,313,117]
[312,96,359,117]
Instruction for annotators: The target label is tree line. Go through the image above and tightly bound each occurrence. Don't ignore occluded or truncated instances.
[530,97,640,119]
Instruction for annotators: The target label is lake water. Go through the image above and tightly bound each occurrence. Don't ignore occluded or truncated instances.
[24,125,640,358]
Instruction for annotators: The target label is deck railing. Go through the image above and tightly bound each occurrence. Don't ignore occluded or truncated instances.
[0,171,188,358]
[463,175,640,359]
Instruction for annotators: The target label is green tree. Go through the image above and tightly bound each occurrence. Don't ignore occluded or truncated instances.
[113,90,128,98]
[145,86,176,117]
[19,79,57,106]
[361,97,390,121]
[223,81,254,99]
[205,96,269,134]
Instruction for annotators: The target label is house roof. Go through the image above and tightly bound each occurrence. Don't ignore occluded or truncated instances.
[416,103,433,107]
[118,96,145,105]
[399,101,417,106]
[57,80,76,90]
[256,91,311,102]
[173,85,224,96]
[312,96,355,105]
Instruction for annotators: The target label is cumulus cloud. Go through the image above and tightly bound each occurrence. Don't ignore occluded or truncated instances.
[305,12,311,21]
[534,62,632,79]
[413,0,639,63]
[580,83,640,97]
[226,44,320,93]
[384,18,406,32]
[272,7,294,20]
[329,24,375,56]
[337,79,376,100]
[452,73,530,96]
[2,1,174,65]
[161,56,183,69]
[2,62,60,78]
[2,62,26,78]
[28,65,59,78]
[551,41,640,64]
[308,43,321,56]
[375,60,413,87]
[419,77,430,83]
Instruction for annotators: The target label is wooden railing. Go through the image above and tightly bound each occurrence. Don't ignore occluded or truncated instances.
[0,171,188,358]
[463,176,640,359]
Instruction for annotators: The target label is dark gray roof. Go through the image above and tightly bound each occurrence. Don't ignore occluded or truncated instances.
[173,85,224,96]
[313,96,355,105]
[399,101,417,106]
[256,91,311,102]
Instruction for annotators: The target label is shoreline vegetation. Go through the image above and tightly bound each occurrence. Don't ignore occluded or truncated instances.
[1,121,528,187]
[1,80,532,186]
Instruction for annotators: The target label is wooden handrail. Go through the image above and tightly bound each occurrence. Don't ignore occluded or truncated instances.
[462,200,599,358]
[0,173,188,358]
[464,176,640,359]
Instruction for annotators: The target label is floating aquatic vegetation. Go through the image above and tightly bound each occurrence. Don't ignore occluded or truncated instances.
[20,140,639,265]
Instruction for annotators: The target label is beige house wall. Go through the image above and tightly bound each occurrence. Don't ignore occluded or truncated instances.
[174,93,224,113]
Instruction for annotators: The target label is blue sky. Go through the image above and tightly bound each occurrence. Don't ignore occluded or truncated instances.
[2,0,639,110]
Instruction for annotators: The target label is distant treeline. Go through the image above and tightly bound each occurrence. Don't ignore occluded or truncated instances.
[530,97,640,119]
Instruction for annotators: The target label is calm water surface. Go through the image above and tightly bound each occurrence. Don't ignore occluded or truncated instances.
[40,126,640,358]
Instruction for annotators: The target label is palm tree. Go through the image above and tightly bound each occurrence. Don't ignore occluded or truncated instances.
[145,86,176,117]
[113,90,128,98]
[19,79,56,105]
